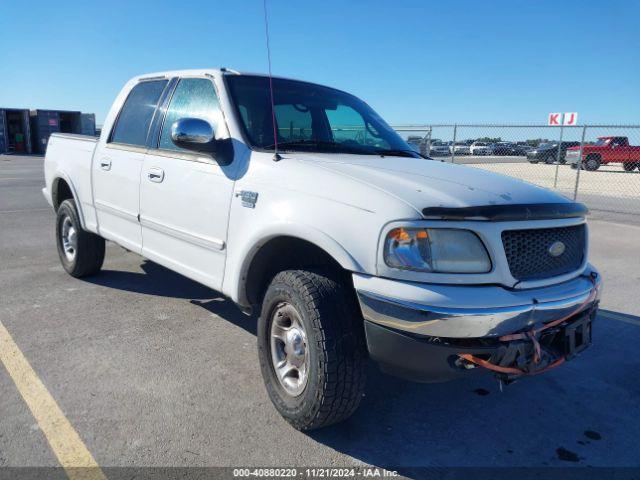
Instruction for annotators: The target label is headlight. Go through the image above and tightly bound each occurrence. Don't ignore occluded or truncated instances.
[383,228,491,273]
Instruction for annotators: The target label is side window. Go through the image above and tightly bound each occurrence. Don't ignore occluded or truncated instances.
[110,80,168,146]
[159,78,222,152]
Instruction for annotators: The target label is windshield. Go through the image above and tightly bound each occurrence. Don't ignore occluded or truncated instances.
[594,138,610,146]
[226,75,418,157]
[538,143,556,149]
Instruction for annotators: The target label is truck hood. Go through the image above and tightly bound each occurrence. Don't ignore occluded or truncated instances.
[297,154,570,213]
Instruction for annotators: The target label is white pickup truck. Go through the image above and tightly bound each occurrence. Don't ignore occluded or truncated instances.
[43,69,601,430]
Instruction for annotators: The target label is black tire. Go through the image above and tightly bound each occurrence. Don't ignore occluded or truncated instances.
[529,160,539,164]
[56,199,105,277]
[544,154,556,164]
[257,270,367,430]
[623,162,637,172]
[584,155,601,171]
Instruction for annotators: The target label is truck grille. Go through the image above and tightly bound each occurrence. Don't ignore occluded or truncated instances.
[502,224,586,281]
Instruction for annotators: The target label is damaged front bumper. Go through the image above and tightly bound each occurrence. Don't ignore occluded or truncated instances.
[354,266,602,382]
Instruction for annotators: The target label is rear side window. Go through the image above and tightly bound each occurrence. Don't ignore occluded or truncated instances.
[110,80,168,146]
[159,77,222,152]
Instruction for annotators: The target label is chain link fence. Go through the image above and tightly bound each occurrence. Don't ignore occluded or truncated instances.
[394,124,640,219]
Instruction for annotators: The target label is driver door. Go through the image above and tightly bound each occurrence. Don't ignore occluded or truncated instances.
[139,76,234,291]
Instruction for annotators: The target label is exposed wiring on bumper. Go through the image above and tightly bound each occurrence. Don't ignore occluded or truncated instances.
[457,272,600,381]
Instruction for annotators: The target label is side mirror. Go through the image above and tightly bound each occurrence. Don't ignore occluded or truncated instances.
[171,118,217,155]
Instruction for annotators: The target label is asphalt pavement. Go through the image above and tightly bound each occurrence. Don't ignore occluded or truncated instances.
[1,154,639,477]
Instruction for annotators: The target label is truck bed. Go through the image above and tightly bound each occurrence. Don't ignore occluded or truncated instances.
[43,133,99,231]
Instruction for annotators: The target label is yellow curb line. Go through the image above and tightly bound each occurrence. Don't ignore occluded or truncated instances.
[0,321,107,480]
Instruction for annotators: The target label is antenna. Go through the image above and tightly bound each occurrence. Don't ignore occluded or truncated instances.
[263,0,281,161]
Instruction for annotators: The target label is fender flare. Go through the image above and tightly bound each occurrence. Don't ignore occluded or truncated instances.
[230,221,364,307]
[51,171,87,230]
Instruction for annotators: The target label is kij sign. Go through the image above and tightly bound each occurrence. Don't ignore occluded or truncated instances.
[548,112,578,126]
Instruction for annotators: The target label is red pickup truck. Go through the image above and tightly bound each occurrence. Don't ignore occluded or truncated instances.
[567,136,640,171]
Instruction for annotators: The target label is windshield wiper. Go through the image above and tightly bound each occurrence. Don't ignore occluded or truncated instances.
[372,148,420,158]
[261,141,420,158]
[262,140,344,150]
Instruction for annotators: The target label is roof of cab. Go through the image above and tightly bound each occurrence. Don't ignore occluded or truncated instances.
[132,68,317,85]
[133,68,239,82]
[128,68,351,98]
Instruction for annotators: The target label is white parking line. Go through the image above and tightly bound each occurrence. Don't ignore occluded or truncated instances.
[599,311,640,327]
[0,208,51,214]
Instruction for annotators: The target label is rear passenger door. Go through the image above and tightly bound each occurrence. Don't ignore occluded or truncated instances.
[92,78,169,252]
[139,76,234,291]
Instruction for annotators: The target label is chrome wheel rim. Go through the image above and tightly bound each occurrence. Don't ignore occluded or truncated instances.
[270,302,309,397]
[61,216,77,262]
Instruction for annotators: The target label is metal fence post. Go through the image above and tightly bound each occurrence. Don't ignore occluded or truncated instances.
[573,125,587,201]
[451,124,457,163]
[553,120,564,189]
[424,126,432,157]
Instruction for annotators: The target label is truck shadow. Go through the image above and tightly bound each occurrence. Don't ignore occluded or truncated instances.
[85,259,258,335]
[85,259,640,474]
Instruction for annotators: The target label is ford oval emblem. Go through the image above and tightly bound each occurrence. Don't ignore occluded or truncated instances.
[548,241,566,257]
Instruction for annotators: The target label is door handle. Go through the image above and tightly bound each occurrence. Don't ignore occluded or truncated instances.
[100,158,112,171]
[147,168,165,183]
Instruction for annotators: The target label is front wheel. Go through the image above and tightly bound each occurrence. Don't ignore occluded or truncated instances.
[584,156,601,171]
[257,270,367,430]
[56,199,105,277]
[623,162,637,172]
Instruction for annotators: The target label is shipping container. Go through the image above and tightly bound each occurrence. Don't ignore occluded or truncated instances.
[30,109,85,154]
[0,108,32,154]
[80,113,96,136]
[0,111,5,153]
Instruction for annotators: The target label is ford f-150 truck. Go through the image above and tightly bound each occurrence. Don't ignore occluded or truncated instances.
[43,69,601,430]
[566,136,640,171]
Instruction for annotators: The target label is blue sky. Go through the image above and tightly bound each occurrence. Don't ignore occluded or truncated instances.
[1,0,638,126]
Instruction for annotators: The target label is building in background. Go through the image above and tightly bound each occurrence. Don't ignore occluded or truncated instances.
[0,108,32,154]
[30,110,96,154]
[0,108,96,154]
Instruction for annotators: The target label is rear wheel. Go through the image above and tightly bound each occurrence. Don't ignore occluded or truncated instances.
[584,155,601,171]
[56,199,105,277]
[257,270,366,430]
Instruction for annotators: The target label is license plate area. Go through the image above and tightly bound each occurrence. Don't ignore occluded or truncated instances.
[563,313,592,360]
[538,308,595,361]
